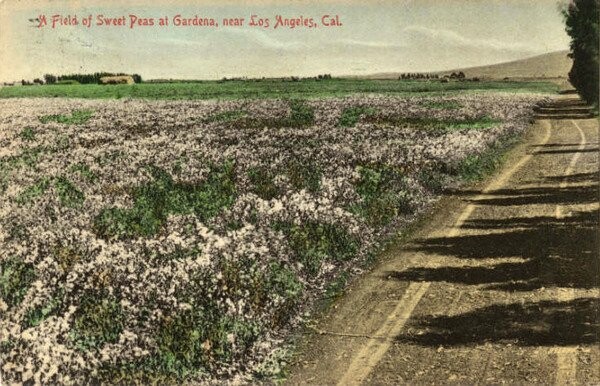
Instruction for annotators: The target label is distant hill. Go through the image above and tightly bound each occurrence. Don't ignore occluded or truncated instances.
[360,51,572,81]
[441,50,572,80]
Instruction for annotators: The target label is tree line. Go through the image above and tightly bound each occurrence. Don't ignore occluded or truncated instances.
[43,72,143,85]
[399,73,441,80]
[399,72,470,80]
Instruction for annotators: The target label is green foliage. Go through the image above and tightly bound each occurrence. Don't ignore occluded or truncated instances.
[354,192,403,227]
[286,99,315,127]
[16,177,51,204]
[19,127,36,141]
[443,117,500,130]
[338,106,377,127]
[95,206,160,240]
[202,110,248,123]
[0,258,35,308]
[233,100,315,129]
[53,134,71,151]
[276,221,358,275]
[101,260,301,382]
[456,152,502,182]
[119,265,288,382]
[17,147,43,167]
[217,257,303,324]
[6,223,28,242]
[352,165,412,226]
[0,79,559,100]
[110,263,270,379]
[563,0,599,107]
[266,262,304,305]
[355,166,388,198]
[96,361,181,385]
[247,166,281,200]
[39,109,94,125]
[453,137,518,182]
[72,292,124,349]
[159,247,202,261]
[94,150,124,167]
[14,175,83,208]
[0,147,44,193]
[25,293,62,327]
[368,115,501,133]
[2,147,44,178]
[55,176,85,207]
[153,312,260,378]
[95,162,236,239]
[70,163,97,182]
[324,271,350,299]
[418,169,446,194]
[162,161,236,219]
[286,159,322,193]
[0,339,16,355]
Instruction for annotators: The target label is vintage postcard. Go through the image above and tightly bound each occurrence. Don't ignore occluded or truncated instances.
[0,0,598,384]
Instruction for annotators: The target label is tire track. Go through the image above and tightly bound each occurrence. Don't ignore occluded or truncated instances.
[336,120,553,385]
[336,282,430,386]
[555,120,588,219]
[449,120,553,239]
[552,119,589,385]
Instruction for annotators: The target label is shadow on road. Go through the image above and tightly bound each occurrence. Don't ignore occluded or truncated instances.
[543,171,598,183]
[396,298,600,347]
[389,210,598,290]
[391,126,599,347]
[531,142,599,148]
[457,183,598,206]
[389,165,599,291]
[534,148,599,155]
[390,106,599,348]
[534,97,596,119]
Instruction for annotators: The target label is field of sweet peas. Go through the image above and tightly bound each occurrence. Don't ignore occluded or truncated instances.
[0,93,546,384]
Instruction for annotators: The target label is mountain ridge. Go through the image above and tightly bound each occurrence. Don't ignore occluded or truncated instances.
[357,50,572,80]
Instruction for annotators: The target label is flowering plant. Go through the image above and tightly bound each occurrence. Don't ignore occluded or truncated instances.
[0,93,545,384]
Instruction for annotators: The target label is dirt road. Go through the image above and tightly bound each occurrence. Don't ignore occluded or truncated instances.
[286,95,599,385]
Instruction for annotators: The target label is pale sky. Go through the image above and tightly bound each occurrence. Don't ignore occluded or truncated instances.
[0,0,571,82]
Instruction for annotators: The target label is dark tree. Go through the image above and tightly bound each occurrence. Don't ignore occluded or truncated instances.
[563,0,599,107]
[44,74,57,84]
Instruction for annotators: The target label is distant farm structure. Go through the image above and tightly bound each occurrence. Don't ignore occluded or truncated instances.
[100,75,135,85]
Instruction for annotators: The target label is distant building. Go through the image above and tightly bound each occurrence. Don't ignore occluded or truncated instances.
[100,75,135,85]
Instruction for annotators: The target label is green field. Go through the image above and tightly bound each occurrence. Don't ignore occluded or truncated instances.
[0,79,559,100]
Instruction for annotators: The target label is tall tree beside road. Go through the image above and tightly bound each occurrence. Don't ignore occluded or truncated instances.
[563,0,599,108]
